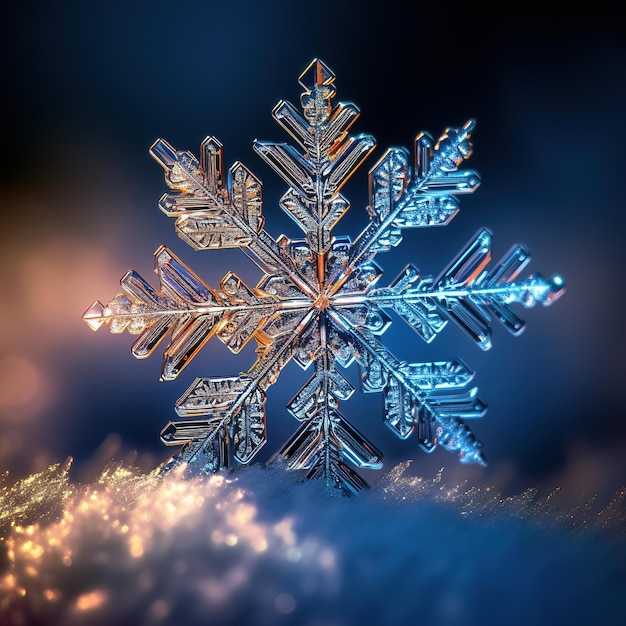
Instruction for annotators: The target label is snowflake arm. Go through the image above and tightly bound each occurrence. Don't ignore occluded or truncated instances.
[160,306,318,471]
[150,135,318,299]
[83,247,281,381]
[270,313,384,495]
[325,119,480,298]
[364,228,565,350]
[252,61,376,254]
[328,309,487,466]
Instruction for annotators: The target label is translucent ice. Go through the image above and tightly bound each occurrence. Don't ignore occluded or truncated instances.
[84,59,564,494]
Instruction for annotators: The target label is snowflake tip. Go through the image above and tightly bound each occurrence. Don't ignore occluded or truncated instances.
[298,58,335,90]
[82,301,105,331]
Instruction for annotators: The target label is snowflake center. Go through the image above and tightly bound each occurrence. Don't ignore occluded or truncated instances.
[313,293,331,311]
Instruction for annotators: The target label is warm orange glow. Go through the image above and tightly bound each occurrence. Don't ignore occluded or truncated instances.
[75,590,107,611]
[0,357,40,408]
[129,535,144,558]
[44,589,59,601]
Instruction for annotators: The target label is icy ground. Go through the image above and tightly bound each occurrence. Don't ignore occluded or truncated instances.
[1,459,624,626]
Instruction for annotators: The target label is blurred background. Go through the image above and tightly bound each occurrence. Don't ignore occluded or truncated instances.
[1,2,624,505]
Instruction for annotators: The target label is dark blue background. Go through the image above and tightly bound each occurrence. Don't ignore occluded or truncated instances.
[1,2,624,505]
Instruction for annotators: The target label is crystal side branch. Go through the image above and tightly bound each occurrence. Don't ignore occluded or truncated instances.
[83,59,564,495]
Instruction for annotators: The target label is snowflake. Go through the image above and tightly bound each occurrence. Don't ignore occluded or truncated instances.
[83,59,564,495]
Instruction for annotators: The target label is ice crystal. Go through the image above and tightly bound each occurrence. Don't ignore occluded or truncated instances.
[83,59,564,495]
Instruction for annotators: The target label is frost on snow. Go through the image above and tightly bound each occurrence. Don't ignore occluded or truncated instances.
[83,59,564,495]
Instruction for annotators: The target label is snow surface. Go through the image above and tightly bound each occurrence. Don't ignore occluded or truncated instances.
[1,460,624,626]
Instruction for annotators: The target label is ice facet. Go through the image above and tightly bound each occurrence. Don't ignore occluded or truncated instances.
[82,301,105,331]
[84,59,564,495]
